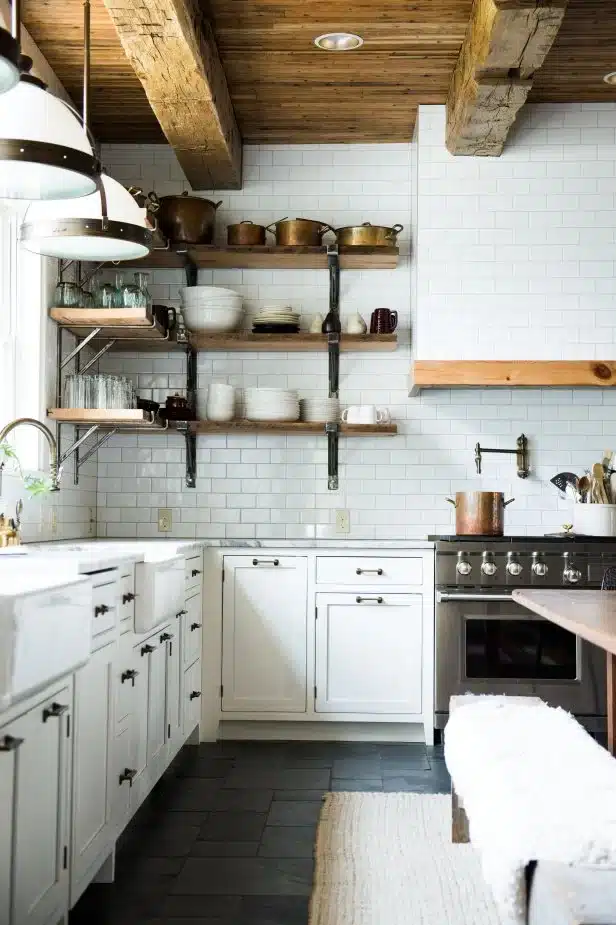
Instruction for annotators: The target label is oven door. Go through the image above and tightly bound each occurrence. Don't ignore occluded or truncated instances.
[435,590,605,727]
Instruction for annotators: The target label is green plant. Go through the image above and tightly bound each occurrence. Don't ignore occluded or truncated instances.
[0,442,53,497]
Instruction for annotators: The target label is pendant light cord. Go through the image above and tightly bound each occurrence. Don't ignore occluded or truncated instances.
[82,0,90,132]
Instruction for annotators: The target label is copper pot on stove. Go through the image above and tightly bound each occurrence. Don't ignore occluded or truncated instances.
[446,492,515,536]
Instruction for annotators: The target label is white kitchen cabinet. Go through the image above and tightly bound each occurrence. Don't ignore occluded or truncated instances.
[162,627,182,757]
[222,555,308,713]
[315,593,423,715]
[144,636,167,780]
[183,593,202,668]
[1,681,72,925]
[183,659,202,736]
[71,639,116,904]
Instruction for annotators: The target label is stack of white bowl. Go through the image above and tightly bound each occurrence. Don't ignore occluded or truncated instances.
[299,397,340,423]
[180,286,243,332]
[206,383,235,422]
[244,388,299,422]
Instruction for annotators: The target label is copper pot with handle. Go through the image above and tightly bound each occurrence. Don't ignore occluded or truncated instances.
[266,217,334,246]
[227,220,269,245]
[446,492,515,536]
[334,222,404,247]
[156,191,223,246]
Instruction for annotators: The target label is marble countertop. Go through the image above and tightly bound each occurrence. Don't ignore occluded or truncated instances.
[103,538,435,550]
[513,589,616,657]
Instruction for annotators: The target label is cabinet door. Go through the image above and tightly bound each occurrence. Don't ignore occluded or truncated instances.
[183,660,202,737]
[0,732,15,925]
[222,556,308,713]
[315,593,423,714]
[183,592,202,668]
[72,640,116,900]
[8,684,71,925]
[146,640,167,770]
[163,630,182,755]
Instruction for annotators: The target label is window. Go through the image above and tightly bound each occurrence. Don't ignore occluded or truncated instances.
[0,203,49,469]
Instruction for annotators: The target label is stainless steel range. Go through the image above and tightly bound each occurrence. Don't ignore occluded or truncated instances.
[433,535,616,735]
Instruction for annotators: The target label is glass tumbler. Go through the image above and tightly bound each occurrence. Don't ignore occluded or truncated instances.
[55,281,81,307]
[94,280,117,308]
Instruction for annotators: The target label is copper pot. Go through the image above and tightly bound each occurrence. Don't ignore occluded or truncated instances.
[266,217,333,246]
[227,220,268,246]
[156,191,223,246]
[446,492,515,536]
[334,222,404,247]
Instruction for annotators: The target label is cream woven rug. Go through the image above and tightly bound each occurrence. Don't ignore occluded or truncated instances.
[309,793,501,925]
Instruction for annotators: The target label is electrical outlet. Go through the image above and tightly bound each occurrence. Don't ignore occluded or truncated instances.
[158,508,172,532]
[335,509,350,534]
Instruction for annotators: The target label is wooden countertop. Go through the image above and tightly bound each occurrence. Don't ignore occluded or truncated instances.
[512,589,616,657]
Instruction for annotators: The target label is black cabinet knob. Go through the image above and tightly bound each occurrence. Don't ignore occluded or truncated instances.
[176,609,187,618]
[42,702,69,722]
[94,604,110,617]
[122,592,136,604]
[0,734,24,751]
[189,691,202,700]
[121,669,139,686]
[190,622,202,631]
[160,632,174,643]
[119,768,137,787]
[191,568,202,577]
[141,644,156,656]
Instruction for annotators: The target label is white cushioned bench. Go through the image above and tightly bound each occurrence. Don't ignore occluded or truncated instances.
[445,694,616,925]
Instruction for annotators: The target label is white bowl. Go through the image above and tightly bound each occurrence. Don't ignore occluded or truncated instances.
[182,304,243,333]
[181,286,240,301]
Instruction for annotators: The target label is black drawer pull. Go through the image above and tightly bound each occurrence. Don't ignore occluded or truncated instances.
[252,558,279,566]
[141,644,156,656]
[42,702,69,722]
[356,568,383,576]
[0,734,24,751]
[191,568,202,577]
[189,690,202,700]
[176,609,187,618]
[190,622,202,631]
[356,596,383,604]
[121,669,139,686]
[94,603,110,617]
[119,767,137,787]
[160,632,174,643]
[122,592,135,604]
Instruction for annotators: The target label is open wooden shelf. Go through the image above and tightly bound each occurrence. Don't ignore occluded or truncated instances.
[411,360,616,392]
[47,408,166,430]
[49,306,172,343]
[189,332,397,352]
[113,244,399,271]
[190,421,397,436]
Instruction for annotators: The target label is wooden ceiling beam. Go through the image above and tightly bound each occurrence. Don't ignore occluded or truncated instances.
[101,0,242,189]
[446,0,569,156]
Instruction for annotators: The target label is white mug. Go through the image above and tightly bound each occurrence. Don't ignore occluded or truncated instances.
[341,405,390,425]
[206,383,235,422]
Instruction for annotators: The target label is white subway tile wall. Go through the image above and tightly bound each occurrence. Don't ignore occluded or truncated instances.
[95,108,616,539]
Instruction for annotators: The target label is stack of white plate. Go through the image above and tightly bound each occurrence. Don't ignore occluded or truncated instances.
[244,388,300,422]
[252,305,300,333]
[180,286,243,332]
[299,397,340,423]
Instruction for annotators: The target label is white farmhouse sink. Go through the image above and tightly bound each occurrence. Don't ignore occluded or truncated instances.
[0,565,92,712]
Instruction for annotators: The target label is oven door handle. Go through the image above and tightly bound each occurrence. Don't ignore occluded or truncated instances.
[437,592,515,603]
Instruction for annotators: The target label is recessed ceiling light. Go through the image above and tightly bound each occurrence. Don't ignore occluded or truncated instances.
[603,71,616,85]
[314,32,363,51]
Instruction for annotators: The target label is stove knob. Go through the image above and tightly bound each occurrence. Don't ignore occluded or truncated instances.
[456,552,472,576]
[481,553,497,576]
[531,552,548,577]
[506,552,523,577]
[564,566,582,584]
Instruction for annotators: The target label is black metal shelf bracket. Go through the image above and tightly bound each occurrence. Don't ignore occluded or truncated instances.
[326,422,340,491]
[326,244,341,490]
[178,346,197,488]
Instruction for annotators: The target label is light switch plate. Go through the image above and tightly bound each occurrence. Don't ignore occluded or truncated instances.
[158,508,172,532]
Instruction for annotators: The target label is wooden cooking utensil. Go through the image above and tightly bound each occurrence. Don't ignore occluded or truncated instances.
[592,462,609,503]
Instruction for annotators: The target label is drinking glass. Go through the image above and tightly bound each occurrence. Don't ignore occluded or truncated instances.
[80,288,94,308]
[93,279,116,308]
[122,272,151,308]
[55,281,81,307]
[113,272,125,308]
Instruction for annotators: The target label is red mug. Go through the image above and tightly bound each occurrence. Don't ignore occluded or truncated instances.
[370,308,398,334]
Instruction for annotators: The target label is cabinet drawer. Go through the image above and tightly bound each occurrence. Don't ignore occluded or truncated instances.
[185,553,203,593]
[92,580,117,636]
[183,593,202,668]
[316,556,422,587]
[119,572,135,629]
[183,660,202,736]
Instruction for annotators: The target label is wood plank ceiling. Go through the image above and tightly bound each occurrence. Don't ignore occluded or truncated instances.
[19,0,616,146]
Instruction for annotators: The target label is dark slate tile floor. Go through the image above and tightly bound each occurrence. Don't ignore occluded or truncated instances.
[69,740,450,925]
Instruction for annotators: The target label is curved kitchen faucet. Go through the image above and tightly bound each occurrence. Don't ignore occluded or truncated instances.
[0,417,61,491]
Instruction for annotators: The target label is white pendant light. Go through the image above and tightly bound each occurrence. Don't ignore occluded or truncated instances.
[0,27,20,94]
[21,172,153,259]
[0,0,99,200]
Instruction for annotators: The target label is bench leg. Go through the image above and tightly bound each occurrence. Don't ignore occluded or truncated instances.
[451,787,470,844]
[528,860,616,925]
[608,654,616,755]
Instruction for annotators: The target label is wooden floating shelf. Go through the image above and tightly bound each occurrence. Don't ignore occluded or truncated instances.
[189,333,397,352]
[190,421,397,436]
[49,306,170,343]
[47,409,166,430]
[111,244,399,271]
[411,360,616,392]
